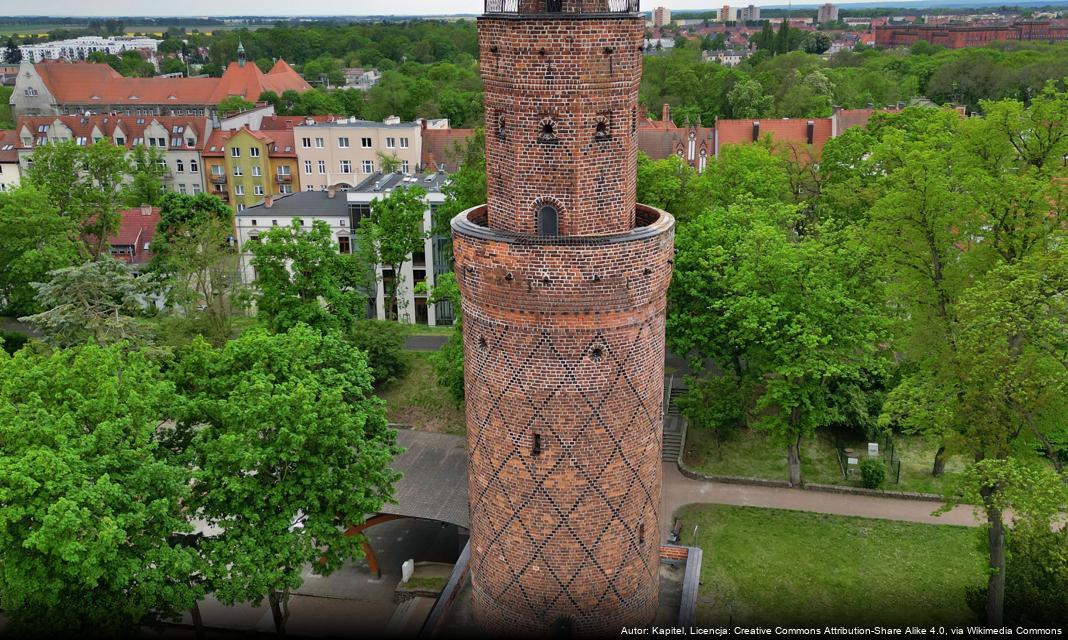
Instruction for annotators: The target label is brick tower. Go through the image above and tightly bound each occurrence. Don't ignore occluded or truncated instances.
[451,0,674,635]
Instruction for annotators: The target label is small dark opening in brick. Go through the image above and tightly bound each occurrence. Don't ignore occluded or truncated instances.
[478,336,488,350]
[639,522,645,544]
[643,267,652,275]
[532,433,542,456]
[505,272,514,281]
[594,121,609,141]
[590,347,603,361]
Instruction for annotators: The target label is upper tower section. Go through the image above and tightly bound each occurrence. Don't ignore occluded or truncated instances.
[479,0,644,236]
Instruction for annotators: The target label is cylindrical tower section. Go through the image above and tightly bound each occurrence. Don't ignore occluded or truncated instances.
[454,204,674,635]
[479,4,644,236]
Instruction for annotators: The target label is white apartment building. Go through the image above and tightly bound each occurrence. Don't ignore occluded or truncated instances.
[19,36,161,63]
[235,171,454,326]
[293,116,423,192]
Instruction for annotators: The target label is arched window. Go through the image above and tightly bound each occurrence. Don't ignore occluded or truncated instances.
[537,203,559,236]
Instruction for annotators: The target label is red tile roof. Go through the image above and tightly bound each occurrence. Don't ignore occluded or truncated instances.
[15,114,212,151]
[421,127,475,172]
[108,205,160,265]
[0,130,18,162]
[34,59,310,107]
[716,118,834,154]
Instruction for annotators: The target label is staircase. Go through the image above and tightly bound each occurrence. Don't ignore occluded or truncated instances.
[662,378,687,462]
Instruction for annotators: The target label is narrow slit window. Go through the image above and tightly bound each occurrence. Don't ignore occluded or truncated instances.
[537,204,558,236]
[532,433,542,456]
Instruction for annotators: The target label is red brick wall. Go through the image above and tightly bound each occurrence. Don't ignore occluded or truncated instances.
[479,15,644,236]
[454,204,673,635]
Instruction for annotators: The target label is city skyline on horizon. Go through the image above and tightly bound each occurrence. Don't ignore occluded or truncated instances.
[1,0,1060,18]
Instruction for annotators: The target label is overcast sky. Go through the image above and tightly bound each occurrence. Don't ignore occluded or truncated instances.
[1,0,915,17]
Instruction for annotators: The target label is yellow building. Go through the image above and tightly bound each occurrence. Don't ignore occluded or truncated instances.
[201,127,300,211]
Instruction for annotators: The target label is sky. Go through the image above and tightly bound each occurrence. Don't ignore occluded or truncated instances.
[0,0,924,17]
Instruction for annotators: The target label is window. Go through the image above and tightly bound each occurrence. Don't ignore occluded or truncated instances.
[401,160,410,174]
[252,165,262,177]
[338,235,351,254]
[318,160,326,174]
[212,165,224,175]
[362,160,374,173]
[361,137,372,148]
[250,147,260,157]
[301,137,311,148]
[304,160,312,174]
[340,160,351,173]
[192,184,201,194]
[537,204,559,235]
[386,137,396,148]
[171,137,182,147]
[190,159,199,172]
[158,138,166,147]
[178,184,187,194]
[176,159,184,172]
[338,137,349,148]
[280,184,292,194]
[278,165,291,175]
[233,166,243,176]
[254,185,264,196]
[235,185,244,195]
[186,138,195,147]
[314,137,324,149]
[238,204,245,212]
[400,137,409,149]
[230,147,240,157]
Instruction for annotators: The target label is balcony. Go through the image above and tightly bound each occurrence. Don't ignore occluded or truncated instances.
[484,0,639,13]
[275,173,293,184]
[210,174,227,185]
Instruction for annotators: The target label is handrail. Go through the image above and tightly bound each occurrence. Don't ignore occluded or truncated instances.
[484,0,640,13]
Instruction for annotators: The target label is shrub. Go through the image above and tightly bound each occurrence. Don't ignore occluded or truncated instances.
[433,328,465,406]
[348,319,407,385]
[967,526,1068,624]
[860,458,886,489]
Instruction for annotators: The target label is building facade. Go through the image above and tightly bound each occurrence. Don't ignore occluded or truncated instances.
[293,116,422,191]
[14,114,211,195]
[874,20,1068,48]
[201,127,300,212]
[234,172,454,326]
[19,36,160,63]
[817,3,839,24]
[0,130,21,192]
[653,6,671,27]
[455,0,673,635]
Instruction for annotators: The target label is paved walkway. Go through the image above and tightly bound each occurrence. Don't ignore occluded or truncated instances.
[659,465,981,542]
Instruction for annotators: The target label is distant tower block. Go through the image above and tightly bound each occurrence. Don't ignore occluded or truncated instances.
[453,0,675,635]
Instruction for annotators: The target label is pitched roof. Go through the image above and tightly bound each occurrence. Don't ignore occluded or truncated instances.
[15,114,212,151]
[0,130,18,162]
[108,205,160,265]
[716,118,834,154]
[34,59,310,107]
[421,127,474,172]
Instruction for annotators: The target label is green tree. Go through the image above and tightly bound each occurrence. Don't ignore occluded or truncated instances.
[423,272,464,404]
[166,325,400,635]
[0,343,200,635]
[433,128,484,238]
[801,31,832,55]
[216,95,255,116]
[19,257,155,347]
[126,144,169,207]
[250,219,368,333]
[4,37,21,64]
[347,319,408,385]
[727,78,773,118]
[0,186,81,316]
[151,192,245,345]
[356,186,428,322]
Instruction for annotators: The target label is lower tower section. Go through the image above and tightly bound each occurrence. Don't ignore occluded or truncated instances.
[453,204,675,635]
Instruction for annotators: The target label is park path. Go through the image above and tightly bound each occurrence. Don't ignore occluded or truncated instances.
[659,465,982,542]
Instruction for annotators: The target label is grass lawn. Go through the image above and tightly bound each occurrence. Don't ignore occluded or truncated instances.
[400,323,456,338]
[378,352,466,435]
[683,425,963,494]
[675,504,984,626]
[0,87,12,129]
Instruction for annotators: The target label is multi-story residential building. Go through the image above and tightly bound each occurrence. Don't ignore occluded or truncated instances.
[14,114,211,195]
[106,205,160,269]
[737,4,761,21]
[818,3,840,24]
[343,68,381,90]
[293,116,422,191]
[719,5,732,22]
[653,6,671,28]
[201,126,300,212]
[234,171,454,326]
[0,130,21,192]
[19,36,161,63]
[10,52,310,118]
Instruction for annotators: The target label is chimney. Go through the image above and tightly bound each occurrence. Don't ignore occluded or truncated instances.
[662,103,671,123]
[751,121,760,142]
[141,204,153,216]
[264,195,273,208]
[806,120,814,145]
[327,186,336,199]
